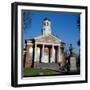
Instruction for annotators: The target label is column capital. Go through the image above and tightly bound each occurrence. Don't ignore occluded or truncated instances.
[42,43,45,46]
[35,42,37,45]
[43,43,46,46]
[52,44,54,46]
[58,45,60,47]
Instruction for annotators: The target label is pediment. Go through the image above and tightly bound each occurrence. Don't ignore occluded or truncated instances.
[35,35,61,44]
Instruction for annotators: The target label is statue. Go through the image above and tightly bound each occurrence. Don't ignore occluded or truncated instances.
[69,44,73,57]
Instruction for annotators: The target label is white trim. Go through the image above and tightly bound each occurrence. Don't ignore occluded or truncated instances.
[36,42,60,46]
[27,41,61,46]
[50,34,61,42]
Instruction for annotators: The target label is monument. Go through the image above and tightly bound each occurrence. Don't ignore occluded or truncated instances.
[70,57,77,71]
[69,44,77,71]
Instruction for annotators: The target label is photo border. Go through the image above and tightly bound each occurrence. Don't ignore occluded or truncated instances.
[11,2,88,87]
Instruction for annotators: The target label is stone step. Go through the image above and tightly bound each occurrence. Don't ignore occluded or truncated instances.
[36,63,60,71]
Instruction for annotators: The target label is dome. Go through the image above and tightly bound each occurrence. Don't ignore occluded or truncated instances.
[43,17,51,21]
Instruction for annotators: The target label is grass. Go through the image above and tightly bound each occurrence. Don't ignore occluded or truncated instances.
[23,68,55,77]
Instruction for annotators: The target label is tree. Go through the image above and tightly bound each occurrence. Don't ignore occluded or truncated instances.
[77,15,80,31]
[23,11,32,32]
[77,40,80,46]
[76,15,80,67]
[77,15,80,46]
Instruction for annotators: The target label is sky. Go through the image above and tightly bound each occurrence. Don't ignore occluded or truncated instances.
[22,10,80,54]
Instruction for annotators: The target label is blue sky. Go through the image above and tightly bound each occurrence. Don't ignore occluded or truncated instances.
[22,10,80,54]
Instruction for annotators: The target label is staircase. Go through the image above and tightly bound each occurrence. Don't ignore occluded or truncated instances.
[36,63,60,71]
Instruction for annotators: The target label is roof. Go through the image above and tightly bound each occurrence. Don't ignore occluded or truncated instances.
[33,34,62,44]
[43,17,51,21]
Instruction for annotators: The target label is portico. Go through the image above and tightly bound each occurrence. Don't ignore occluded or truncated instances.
[25,41,65,68]
[36,43,60,63]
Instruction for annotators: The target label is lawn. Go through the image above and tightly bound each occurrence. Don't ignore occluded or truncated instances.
[23,68,55,77]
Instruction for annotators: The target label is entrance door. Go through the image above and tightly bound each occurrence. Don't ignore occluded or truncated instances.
[44,53,49,63]
[51,48,55,63]
[42,47,49,63]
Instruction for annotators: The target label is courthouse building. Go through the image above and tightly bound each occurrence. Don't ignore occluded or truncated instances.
[24,18,65,68]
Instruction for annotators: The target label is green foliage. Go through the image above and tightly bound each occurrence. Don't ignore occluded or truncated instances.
[23,11,32,30]
[77,40,80,46]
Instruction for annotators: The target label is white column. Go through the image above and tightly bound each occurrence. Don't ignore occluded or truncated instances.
[41,44,44,62]
[51,44,54,63]
[34,43,37,62]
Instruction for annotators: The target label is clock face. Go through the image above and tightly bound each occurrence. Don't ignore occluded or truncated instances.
[43,21,49,26]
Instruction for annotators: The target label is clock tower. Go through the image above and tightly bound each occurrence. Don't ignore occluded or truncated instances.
[42,18,51,36]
